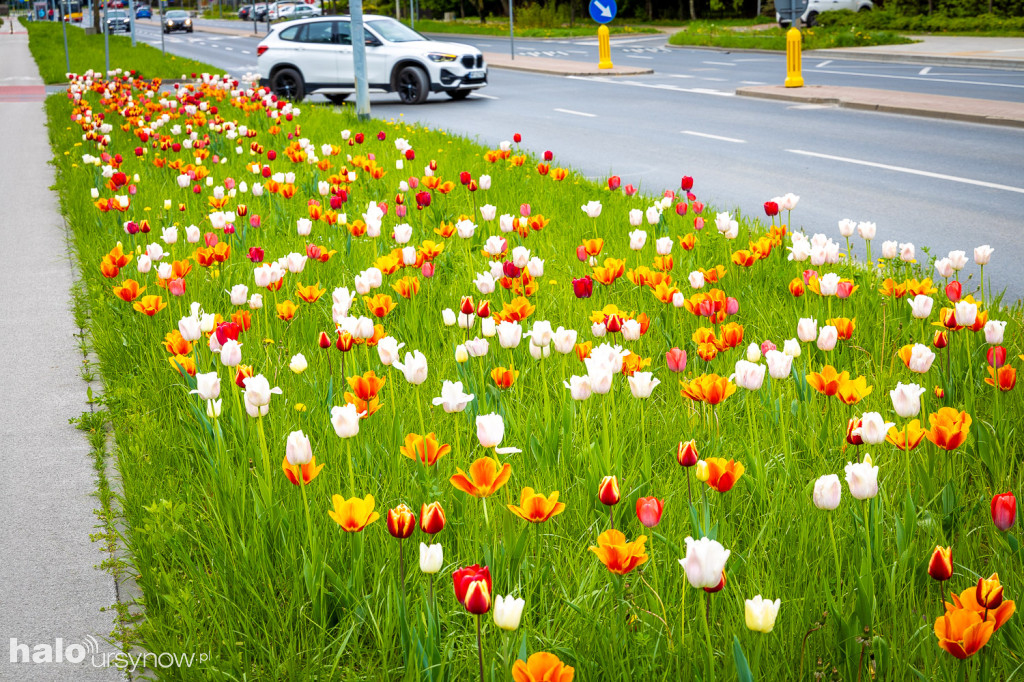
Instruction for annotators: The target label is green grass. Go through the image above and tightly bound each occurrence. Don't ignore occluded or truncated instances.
[43,70,1024,681]
[816,9,1024,36]
[667,20,915,50]
[23,19,221,83]
[406,18,659,37]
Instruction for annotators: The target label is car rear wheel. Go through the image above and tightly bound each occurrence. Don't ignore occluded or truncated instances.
[446,89,472,101]
[324,94,349,105]
[396,66,428,105]
[806,10,818,26]
[271,67,305,101]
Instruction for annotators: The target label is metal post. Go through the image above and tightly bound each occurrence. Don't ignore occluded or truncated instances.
[508,0,513,60]
[409,0,414,29]
[103,0,109,75]
[252,0,255,33]
[160,0,164,52]
[60,1,70,74]
[350,0,369,120]
[129,0,135,46]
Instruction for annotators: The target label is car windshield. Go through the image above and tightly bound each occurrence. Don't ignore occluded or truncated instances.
[108,10,126,17]
[366,18,425,43]
[166,10,188,17]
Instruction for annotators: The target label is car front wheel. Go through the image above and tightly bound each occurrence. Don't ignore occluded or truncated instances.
[271,67,305,101]
[396,65,428,105]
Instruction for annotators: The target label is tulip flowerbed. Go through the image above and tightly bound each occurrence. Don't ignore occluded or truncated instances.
[46,72,1023,681]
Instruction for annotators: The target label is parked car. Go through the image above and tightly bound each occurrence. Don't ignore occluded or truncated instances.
[253,3,271,20]
[163,8,192,32]
[257,15,487,104]
[777,0,872,26]
[135,4,152,18]
[266,1,299,20]
[278,3,321,20]
[238,4,253,19]
[104,8,130,31]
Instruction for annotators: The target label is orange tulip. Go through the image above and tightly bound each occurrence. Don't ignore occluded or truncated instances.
[935,608,994,659]
[588,529,648,575]
[985,365,1017,392]
[885,420,927,450]
[295,281,326,303]
[582,238,604,257]
[491,366,519,389]
[399,432,451,466]
[133,295,167,316]
[837,376,872,405]
[507,488,565,523]
[620,354,651,377]
[828,317,856,340]
[274,299,297,321]
[281,455,324,486]
[925,407,971,451]
[391,275,421,299]
[511,652,576,682]
[163,330,192,356]
[113,279,144,302]
[788,278,805,297]
[328,494,379,532]
[704,457,745,493]
[363,293,397,318]
[718,322,744,349]
[168,354,196,376]
[347,371,386,400]
[976,573,1004,609]
[680,374,736,406]
[945,579,1016,633]
[450,456,512,498]
[806,365,850,397]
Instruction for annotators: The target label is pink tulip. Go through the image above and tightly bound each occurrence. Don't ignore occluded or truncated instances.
[666,347,687,373]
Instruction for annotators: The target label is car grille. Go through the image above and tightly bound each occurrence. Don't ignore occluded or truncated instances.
[460,55,483,69]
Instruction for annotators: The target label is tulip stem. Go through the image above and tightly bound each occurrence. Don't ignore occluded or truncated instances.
[346,438,355,496]
[398,539,407,607]
[701,591,715,682]
[475,614,485,682]
[828,514,841,598]
[257,415,272,505]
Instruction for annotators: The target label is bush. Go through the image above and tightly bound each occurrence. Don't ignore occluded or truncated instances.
[817,7,1024,31]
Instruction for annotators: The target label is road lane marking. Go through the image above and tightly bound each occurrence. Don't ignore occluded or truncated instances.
[567,76,734,97]
[919,66,931,75]
[627,55,654,59]
[702,61,735,66]
[665,74,694,78]
[241,49,251,54]
[554,107,596,117]
[682,130,746,143]
[787,149,1024,195]
[815,60,832,68]
[813,69,1024,89]
[471,93,499,99]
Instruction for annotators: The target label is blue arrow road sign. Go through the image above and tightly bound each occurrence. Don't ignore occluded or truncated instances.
[589,0,616,24]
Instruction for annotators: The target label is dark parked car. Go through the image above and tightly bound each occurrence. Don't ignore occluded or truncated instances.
[135,4,152,18]
[238,4,253,19]
[163,9,192,32]
[253,3,270,21]
[104,8,130,31]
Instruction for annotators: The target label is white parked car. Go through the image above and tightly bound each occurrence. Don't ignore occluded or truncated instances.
[777,0,872,27]
[278,3,322,19]
[266,1,298,20]
[257,15,488,104]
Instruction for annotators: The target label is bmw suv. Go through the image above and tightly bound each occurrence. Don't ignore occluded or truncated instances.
[256,15,487,104]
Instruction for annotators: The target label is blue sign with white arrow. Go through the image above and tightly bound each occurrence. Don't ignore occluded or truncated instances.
[589,0,616,24]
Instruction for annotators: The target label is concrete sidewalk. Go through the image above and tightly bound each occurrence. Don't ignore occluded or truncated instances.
[0,27,123,682]
[736,84,1024,128]
[809,35,1024,71]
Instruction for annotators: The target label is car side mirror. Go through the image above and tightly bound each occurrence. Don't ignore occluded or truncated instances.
[365,35,381,47]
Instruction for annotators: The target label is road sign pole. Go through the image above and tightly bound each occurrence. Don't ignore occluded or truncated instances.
[103,1,109,75]
[160,0,164,52]
[60,2,70,74]
[129,0,135,46]
[597,23,611,69]
[508,0,513,60]
[350,0,370,121]
[784,26,803,87]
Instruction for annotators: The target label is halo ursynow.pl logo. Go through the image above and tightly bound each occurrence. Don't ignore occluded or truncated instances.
[9,636,100,664]
[10,636,209,671]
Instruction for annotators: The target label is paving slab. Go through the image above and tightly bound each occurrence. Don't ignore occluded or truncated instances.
[736,84,1024,128]
[0,27,124,682]
[809,35,1024,70]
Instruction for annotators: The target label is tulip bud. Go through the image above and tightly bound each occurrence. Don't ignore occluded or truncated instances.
[744,595,781,633]
[987,346,1007,368]
[976,574,1004,609]
[933,330,948,349]
[636,497,664,528]
[419,542,443,574]
[318,331,332,349]
[455,344,469,363]
[387,504,416,539]
[493,595,525,631]
[420,502,446,534]
[927,546,953,582]
[991,491,1016,531]
[598,476,620,505]
[788,278,805,297]
[694,460,710,482]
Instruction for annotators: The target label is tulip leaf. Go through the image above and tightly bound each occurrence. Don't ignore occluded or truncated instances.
[517,632,529,663]
[855,555,874,631]
[731,635,754,682]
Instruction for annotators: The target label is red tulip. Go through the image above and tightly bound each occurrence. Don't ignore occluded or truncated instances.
[453,565,492,614]
[459,296,475,316]
[420,501,446,534]
[503,261,521,278]
[415,191,431,209]
[680,176,694,191]
[421,262,435,278]
[927,546,953,582]
[945,280,962,303]
[764,201,779,217]
[354,133,364,144]
[377,131,386,141]
[572,276,593,299]
[543,150,553,161]
[607,175,621,191]
[318,331,332,349]
[692,201,704,214]
[636,497,664,528]
[598,476,620,506]
[576,244,588,262]
[624,184,637,196]
[513,133,522,143]
[992,491,1016,531]
[933,331,948,349]
[267,150,277,161]
[460,171,472,186]
[248,246,264,262]
[675,201,688,216]
[677,440,699,467]
[987,346,1007,368]
[665,347,687,373]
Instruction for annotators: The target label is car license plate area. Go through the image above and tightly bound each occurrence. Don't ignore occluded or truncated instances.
[467,70,485,80]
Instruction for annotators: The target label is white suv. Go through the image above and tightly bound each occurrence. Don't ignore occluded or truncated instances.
[777,0,872,26]
[256,15,488,104]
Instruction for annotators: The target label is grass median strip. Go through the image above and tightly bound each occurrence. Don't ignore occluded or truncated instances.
[667,21,914,50]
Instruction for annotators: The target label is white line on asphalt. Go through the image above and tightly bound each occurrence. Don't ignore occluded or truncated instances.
[472,93,499,99]
[554,107,596,117]
[740,80,767,85]
[665,74,694,78]
[627,55,654,59]
[813,69,1024,89]
[224,46,233,50]
[566,75,735,97]
[702,61,735,66]
[241,49,251,54]
[815,60,833,68]
[919,66,931,75]
[699,77,727,81]
[787,149,1024,195]
[682,130,746,143]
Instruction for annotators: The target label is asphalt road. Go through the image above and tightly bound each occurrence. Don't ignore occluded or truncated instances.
[108,20,1024,301]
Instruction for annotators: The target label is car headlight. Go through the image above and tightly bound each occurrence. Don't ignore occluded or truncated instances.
[184,18,191,23]
[428,53,457,63]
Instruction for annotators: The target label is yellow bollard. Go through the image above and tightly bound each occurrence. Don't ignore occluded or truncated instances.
[598,25,613,70]
[784,26,804,87]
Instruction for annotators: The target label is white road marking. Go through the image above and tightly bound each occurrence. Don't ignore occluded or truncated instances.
[567,75,734,97]
[224,46,233,50]
[699,77,727,81]
[627,55,654,59]
[740,80,767,85]
[788,149,1024,195]
[815,60,832,68]
[919,66,931,75]
[471,92,499,99]
[241,49,251,54]
[814,69,1024,89]
[682,130,746,143]
[665,74,694,79]
[554,107,596,117]
[702,60,735,66]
